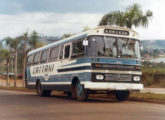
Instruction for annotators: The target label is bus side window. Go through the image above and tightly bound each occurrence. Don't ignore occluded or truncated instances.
[49,46,60,61]
[27,55,33,65]
[33,52,41,64]
[59,45,64,59]
[72,40,85,58]
[41,49,49,63]
[64,44,71,59]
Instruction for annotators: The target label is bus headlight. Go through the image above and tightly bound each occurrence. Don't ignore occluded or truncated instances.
[133,76,140,81]
[96,74,104,80]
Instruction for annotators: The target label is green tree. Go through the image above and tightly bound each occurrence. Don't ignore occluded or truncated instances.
[29,30,39,49]
[0,48,11,87]
[19,30,39,86]
[99,3,153,28]
[61,33,74,39]
[5,37,21,87]
[82,26,91,32]
[18,32,29,86]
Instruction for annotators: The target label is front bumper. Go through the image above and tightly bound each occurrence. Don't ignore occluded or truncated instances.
[82,82,143,91]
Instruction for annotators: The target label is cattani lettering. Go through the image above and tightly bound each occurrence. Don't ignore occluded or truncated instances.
[33,64,55,74]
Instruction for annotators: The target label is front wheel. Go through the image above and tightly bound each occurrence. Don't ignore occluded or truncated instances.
[75,81,88,101]
[115,90,130,101]
[36,81,51,97]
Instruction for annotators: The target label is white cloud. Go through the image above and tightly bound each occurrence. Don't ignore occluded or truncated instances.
[135,1,165,40]
[0,12,103,39]
[119,0,165,40]
[0,0,165,40]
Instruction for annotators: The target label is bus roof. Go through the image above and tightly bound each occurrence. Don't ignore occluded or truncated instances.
[28,26,139,56]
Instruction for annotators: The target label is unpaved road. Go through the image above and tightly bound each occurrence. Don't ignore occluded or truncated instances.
[0,90,165,120]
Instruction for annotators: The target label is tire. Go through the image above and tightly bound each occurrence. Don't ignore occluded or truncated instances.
[115,90,130,101]
[65,92,72,98]
[75,81,88,101]
[36,81,51,97]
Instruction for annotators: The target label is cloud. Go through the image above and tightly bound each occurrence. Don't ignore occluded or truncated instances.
[0,0,124,14]
[134,0,165,40]
[0,12,103,39]
[0,0,165,40]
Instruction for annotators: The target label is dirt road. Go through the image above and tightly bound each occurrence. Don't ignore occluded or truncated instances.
[0,90,165,120]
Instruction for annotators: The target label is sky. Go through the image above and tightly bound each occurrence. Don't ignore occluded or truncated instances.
[0,0,165,40]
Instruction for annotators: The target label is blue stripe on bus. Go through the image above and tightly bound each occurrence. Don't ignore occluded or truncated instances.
[27,72,91,83]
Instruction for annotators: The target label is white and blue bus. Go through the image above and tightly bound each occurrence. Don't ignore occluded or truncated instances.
[26,26,143,101]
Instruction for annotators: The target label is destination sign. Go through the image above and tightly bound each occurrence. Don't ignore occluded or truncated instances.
[104,29,129,36]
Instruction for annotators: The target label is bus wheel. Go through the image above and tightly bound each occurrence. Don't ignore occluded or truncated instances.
[65,92,72,98]
[36,81,51,97]
[115,90,130,101]
[75,81,88,101]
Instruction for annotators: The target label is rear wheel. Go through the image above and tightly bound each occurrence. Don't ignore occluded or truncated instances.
[115,90,130,101]
[36,81,51,97]
[75,81,88,101]
[64,92,72,98]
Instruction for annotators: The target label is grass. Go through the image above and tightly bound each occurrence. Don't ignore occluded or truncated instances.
[0,86,35,92]
[142,64,165,87]
[130,92,165,100]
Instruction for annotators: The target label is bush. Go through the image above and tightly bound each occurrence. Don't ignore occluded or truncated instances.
[159,80,165,87]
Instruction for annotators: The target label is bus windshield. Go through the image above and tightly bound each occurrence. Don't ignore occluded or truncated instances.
[87,36,140,59]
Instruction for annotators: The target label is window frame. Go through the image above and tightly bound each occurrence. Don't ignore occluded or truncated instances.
[63,43,72,60]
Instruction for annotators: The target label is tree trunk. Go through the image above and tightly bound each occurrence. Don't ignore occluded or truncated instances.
[22,53,27,87]
[22,35,28,87]
[14,50,17,87]
[6,61,9,87]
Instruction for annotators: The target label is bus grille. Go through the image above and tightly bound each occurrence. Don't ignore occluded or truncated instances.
[105,74,132,81]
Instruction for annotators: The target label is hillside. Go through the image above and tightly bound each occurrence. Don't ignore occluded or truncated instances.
[141,40,165,49]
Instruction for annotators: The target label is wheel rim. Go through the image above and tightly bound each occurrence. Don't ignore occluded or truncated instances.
[77,82,83,97]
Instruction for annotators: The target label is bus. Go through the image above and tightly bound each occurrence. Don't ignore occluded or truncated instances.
[26,26,143,101]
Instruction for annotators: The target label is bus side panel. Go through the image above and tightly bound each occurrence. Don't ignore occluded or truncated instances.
[41,72,92,91]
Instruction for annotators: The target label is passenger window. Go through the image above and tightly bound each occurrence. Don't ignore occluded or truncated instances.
[72,40,85,58]
[64,44,70,59]
[49,46,60,61]
[34,52,41,63]
[27,55,33,64]
[41,49,49,62]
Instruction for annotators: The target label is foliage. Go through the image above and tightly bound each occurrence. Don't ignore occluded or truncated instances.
[36,42,45,48]
[82,26,91,32]
[0,49,11,61]
[29,30,39,49]
[99,3,153,28]
[142,62,165,87]
[61,33,74,39]
[130,92,165,100]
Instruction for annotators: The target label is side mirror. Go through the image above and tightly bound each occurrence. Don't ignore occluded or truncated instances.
[83,39,88,46]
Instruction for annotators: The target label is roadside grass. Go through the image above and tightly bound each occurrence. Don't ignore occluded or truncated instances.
[130,92,165,100]
[142,66,165,87]
[0,86,35,92]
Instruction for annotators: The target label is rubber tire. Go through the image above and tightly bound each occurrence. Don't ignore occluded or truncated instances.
[115,90,130,101]
[75,81,88,101]
[36,81,51,97]
[65,92,72,98]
